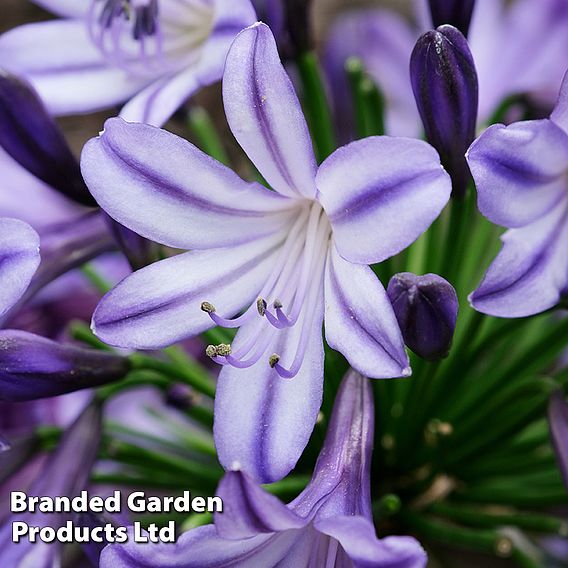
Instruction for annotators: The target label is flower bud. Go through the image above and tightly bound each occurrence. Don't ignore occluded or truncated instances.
[548,390,568,489]
[410,25,478,197]
[387,272,458,361]
[0,330,131,402]
[0,70,95,206]
[428,0,476,38]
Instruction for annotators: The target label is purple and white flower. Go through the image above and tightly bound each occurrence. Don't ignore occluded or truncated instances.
[82,23,451,482]
[467,71,568,317]
[0,0,256,126]
[100,371,428,568]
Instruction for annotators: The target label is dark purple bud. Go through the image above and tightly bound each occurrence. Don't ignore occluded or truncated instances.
[0,70,95,206]
[165,383,195,410]
[429,0,476,38]
[410,25,478,197]
[283,0,313,55]
[548,390,568,489]
[106,215,161,271]
[0,400,102,566]
[0,331,131,402]
[387,272,458,361]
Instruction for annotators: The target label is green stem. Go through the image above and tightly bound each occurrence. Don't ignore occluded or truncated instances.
[130,353,215,398]
[81,263,113,295]
[187,107,230,166]
[297,52,336,161]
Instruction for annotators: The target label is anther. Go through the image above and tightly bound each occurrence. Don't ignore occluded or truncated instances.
[216,343,232,357]
[268,354,280,368]
[205,345,218,358]
[256,298,267,316]
[201,301,216,314]
[273,299,283,309]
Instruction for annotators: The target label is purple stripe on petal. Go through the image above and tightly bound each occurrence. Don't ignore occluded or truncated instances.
[466,119,568,228]
[549,390,568,489]
[0,218,40,319]
[324,245,409,378]
[470,200,568,317]
[317,136,451,264]
[0,330,131,402]
[223,23,317,199]
[93,231,285,349]
[81,118,294,251]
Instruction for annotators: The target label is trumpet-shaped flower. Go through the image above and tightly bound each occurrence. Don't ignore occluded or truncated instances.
[101,371,428,568]
[467,71,568,317]
[82,23,451,482]
[0,0,256,126]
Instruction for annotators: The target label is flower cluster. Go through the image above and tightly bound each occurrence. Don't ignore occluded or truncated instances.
[0,0,567,567]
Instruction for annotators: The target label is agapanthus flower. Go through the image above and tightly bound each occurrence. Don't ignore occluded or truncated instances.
[467,71,568,317]
[0,0,256,126]
[325,0,568,139]
[101,371,428,568]
[82,23,451,482]
[387,273,458,361]
[0,399,102,567]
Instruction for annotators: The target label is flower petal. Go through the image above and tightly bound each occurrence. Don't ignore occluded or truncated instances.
[470,200,568,317]
[100,525,304,568]
[81,117,294,250]
[466,120,568,228]
[0,21,149,116]
[223,22,317,199]
[93,232,284,349]
[317,136,451,264]
[292,370,374,519]
[214,289,324,483]
[0,218,40,319]
[323,245,409,378]
[214,470,306,539]
[315,516,427,568]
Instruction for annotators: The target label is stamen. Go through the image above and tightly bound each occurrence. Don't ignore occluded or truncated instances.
[201,301,216,314]
[256,298,267,316]
[205,345,218,358]
[268,354,280,368]
[88,0,164,71]
[205,343,231,359]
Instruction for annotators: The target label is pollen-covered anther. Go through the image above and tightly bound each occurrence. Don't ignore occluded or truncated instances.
[273,299,283,309]
[201,301,216,314]
[268,354,280,368]
[256,298,267,316]
[205,345,219,358]
[216,343,232,357]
